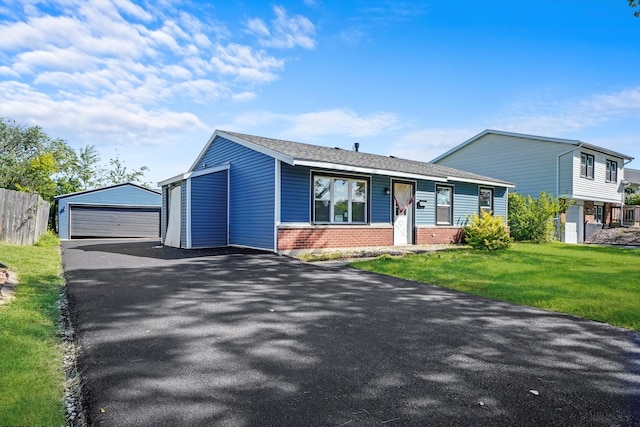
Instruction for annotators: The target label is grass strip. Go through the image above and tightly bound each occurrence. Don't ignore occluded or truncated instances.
[0,232,66,426]
[351,242,640,331]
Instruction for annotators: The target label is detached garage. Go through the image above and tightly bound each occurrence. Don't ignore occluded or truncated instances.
[55,183,161,240]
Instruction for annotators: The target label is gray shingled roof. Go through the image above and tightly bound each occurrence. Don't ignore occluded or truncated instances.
[222,131,514,186]
[625,168,640,185]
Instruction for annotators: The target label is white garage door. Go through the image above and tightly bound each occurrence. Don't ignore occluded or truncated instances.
[70,206,160,238]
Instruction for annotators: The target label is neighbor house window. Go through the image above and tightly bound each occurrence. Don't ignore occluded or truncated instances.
[594,205,603,223]
[581,153,594,179]
[606,160,618,182]
[479,188,493,215]
[313,175,367,224]
[436,185,453,225]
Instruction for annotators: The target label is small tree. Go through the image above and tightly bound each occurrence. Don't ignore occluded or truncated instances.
[508,192,572,243]
[464,211,512,250]
[626,192,640,205]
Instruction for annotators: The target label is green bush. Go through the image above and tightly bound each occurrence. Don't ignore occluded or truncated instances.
[626,192,640,205]
[508,192,572,243]
[464,211,512,250]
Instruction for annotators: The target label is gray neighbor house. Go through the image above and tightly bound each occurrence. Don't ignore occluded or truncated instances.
[432,129,635,243]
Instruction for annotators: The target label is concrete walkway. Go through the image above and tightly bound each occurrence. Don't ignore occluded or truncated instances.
[62,239,640,426]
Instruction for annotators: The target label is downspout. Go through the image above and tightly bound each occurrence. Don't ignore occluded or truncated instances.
[621,158,633,227]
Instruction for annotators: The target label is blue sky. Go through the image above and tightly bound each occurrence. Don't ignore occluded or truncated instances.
[1,0,639,186]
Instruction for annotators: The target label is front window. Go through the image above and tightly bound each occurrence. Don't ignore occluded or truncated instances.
[313,175,368,223]
[581,153,594,179]
[606,160,618,182]
[479,188,493,215]
[594,205,603,223]
[436,185,453,225]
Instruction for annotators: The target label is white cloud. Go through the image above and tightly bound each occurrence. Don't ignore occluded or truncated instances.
[390,128,478,162]
[0,1,315,149]
[285,109,399,138]
[247,5,316,49]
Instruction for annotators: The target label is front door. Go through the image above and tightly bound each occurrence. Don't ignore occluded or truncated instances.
[393,182,415,245]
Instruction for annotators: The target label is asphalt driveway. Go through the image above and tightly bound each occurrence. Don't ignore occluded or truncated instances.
[62,240,640,426]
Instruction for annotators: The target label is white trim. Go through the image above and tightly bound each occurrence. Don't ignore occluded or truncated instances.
[298,160,448,182]
[274,160,281,251]
[66,202,160,209]
[186,178,192,249]
[226,167,230,246]
[448,176,515,188]
[277,222,393,229]
[158,163,230,187]
[54,182,160,200]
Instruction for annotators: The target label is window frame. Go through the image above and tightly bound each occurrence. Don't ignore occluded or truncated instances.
[435,184,454,226]
[580,153,594,179]
[478,187,494,215]
[606,159,618,183]
[311,173,369,225]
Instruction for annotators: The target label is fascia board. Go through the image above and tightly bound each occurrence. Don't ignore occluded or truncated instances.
[448,177,515,188]
[293,160,448,182]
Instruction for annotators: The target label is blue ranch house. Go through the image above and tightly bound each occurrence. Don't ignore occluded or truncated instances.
[158,130,513,253]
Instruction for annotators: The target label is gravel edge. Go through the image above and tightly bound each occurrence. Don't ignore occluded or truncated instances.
[58,285,88,427]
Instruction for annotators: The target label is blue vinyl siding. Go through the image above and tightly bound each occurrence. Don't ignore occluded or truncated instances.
[190,171,228,248]
[415,180,435,226]
[493,186,508,221]
[197,136,275,250]
[56,184,160,239]
[452,182,480,226]
[280,163,310,223]
[370,175,391,223]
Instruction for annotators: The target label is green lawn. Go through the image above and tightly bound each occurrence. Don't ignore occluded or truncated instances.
[351,243,640,331]
[0,232,66,426]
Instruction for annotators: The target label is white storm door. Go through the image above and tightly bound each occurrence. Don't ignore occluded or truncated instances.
[165,185,182,247]
[393,182,414,245]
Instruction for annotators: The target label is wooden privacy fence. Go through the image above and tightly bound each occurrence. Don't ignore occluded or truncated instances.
[0,188,50,245]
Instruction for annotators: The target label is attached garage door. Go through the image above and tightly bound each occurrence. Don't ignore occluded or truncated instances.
[70,206,160,238]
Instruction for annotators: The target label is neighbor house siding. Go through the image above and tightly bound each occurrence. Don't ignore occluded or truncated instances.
[572,150,622,203]
[193,136,276,250]
[190,170,228,248]
[280,163,310,223]
[494,187,508,220]
[435,134,561,197]
[57,184,160,240]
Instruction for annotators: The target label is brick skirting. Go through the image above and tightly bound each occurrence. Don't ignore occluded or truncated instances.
[277,225,465,251]
[277,226,393,251]
[416,227,465,245]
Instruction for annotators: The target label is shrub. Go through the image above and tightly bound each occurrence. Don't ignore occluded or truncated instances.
[626,192,640,205]
[464,211,512,250]
[508,192,572,243]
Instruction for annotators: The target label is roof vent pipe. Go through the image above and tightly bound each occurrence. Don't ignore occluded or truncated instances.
[354,142,359,152]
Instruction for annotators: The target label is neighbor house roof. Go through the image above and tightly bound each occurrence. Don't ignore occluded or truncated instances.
[54,182,160,200]
[431,129,635,163]
[624,168,640,185]
[188,130,514,188]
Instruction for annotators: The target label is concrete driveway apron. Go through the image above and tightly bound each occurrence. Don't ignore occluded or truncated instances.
[62,240,640,426]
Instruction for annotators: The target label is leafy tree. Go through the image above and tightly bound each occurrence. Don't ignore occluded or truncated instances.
[104,155,150,187]
[464,210,512,250]
[508,192,572,243]
[630,0,640,17]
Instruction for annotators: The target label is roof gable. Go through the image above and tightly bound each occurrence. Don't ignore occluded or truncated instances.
[190,130,514,187]
[432,129,634,163]
[54,182,160,200]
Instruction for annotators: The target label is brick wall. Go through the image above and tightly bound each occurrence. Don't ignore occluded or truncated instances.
[277,226,393,251]
[415,227,465,244]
